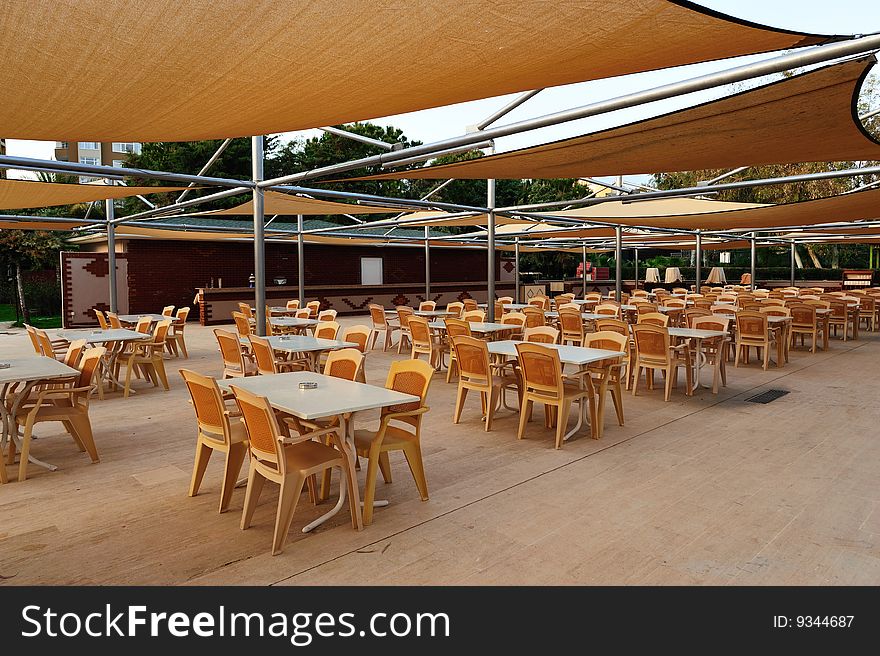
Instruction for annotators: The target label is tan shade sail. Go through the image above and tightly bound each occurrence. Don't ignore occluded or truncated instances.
[0,1,830,141]
[0,178,192,210]
[0,219,89,231]
[206,191,414,216]
[393,211,529,227]
[358,57,878,181]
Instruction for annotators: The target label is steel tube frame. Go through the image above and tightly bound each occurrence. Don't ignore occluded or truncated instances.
[424,226,431,299]
[487,174,496,321]
[476,89,544,130]
[252,136,267,336]
[790,241,797,287]
[634,248,639,291]
[750,234,757,290]
[256,33,880,188]
[297,214,305,306]
[320,126,398,151]
[514,237,521,303]
[614,225,622,301]
[106,198,118,313]
[381,141,493,168]
[176,138,233,202]
[582,244,588,298]
[694,231,702,294]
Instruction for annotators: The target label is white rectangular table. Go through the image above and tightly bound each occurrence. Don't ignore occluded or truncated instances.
[544,311,609,321]
[478,303,530,311]
[0,357,80,482]
[117,313,169,324]
[57,328,150,397]
[218,371,418,531]
[429,321,514,336]
[265,335,358,370]
[269,317,319,330]
[487,341,622,441]
[667,327,728,392]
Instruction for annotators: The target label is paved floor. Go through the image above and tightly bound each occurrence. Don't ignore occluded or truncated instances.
[1,316,878,585]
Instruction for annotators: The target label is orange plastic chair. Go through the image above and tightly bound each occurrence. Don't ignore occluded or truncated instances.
[368,304,397,351]
[314,321,340,341]
[462,298,479,312]
[249,334,308,375]
[523,326,559,343]
[445,302,464,318]
[637,312,670,327]
[419,301,436,311]
[166,307,190,357]
[522,306,545,328]
[408,316,439,369]
[214,328,254,378]
[584,331,627,437]
[735,311,776,370]
[558,307,585,346]
[451,335,520,432]
[305,300,321,318]
[789,303,822,354]
[180,369,248,513]
[232,384,356,554]
[444,317,473,383]
[94,309,109,330]
[462,309,486,323]
[120,320,172,397]
[631,324,692,401]
[13,346,105,481]
[353,359,434,525]
[396,307,415,354]
[286,299,300,310]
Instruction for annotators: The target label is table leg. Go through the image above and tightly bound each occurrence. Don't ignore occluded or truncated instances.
[563,364,589,441]
[690,337,705,392]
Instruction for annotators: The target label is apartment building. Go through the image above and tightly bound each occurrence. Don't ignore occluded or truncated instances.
[54,141,141,168]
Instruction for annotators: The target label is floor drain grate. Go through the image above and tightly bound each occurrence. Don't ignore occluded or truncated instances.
[745,389,790,404]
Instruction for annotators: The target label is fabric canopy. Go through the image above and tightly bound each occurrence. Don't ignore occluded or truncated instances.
[0,219,89,231]
[0,178,192,210]
[0,1,832,141]
[391,211,529,227]
[357,57,878,181]
[205,191,414,216]
[521,187,880,232]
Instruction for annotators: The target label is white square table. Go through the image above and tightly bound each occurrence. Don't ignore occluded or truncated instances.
[117,313,169,324]
[478,303,530,311]
[217,371,419,531]
[667,326,728,392]
[56,328,151,397]
[487,340,622,441]
[0,356,80,482]
[428,321,514,336]
[269,317,319,328]
[266,335,358,371]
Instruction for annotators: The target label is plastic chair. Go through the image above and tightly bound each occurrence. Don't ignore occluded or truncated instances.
[558,307,585,346]
[631,324,692,401]
[408,316,440,369]
[584,331,627,438]
[214,328,255,378]
[368,304,397,351]
[451,335,520,432]
[444,318,473,383]
[735,311,775,370]
[523,326,559,343]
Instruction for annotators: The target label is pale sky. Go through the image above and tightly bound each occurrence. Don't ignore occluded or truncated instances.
[6,0,880,185]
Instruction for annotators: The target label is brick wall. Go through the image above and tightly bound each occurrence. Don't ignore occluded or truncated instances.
[125,240,498,314]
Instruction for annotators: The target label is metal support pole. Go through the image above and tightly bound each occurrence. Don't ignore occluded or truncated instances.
[514,237,521,303]
[695,231,702,294]
[297,214,305,306]
[614,225,622,301]
[487,175,496,321]
[582,244,588,299]
[750,233,757,291]
[424,226,431,299]
[634,249,639,290]
[105,199,118,313]
[790,241,796,287]
[252,136,266,336]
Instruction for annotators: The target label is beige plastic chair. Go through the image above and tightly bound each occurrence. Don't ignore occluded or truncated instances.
[451,335,520,432]
[408,316,440,369]
[106,312,122,329]
[595,303,620,318]
[497,296,514,305]
[396,307,414,353]
[684,308,712,327]
[735,311,776,370]
[789,303,822,354]
[558,307,585,346]
[305,300,321,318]
[500,311,526,340]
[166,306,190,357]
[353,359,434,525]
[13,347,105,481]
[249,334,308,375]
[214,328,255,378]
[691,315,730,393]
[180,369,248,513]
[317,309,337,322]
[462,298,479,312]
[637,312,670,327]
[584,331,627,438]
[314,321,340,340]
[94,309,109,329]
[162,305,175,317]
[286,299,300,310]
[368,304,398,351]
[232,384,356,555]
[323,348,365,382]
[462,309,486,323]
[419,301,436,311]
[631,324,692,401]
[522,306,545,328]
[342,325,372,354]
[515,342,595,448]
[121,320,172,397]
[445,302,464,319]
[444,317,473,383]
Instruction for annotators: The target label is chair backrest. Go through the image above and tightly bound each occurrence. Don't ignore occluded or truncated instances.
[444,317,473,338]
[318,309,337,322]
[763,298,785,306]
[214,328,247,372]
[672,287,688,295]
[462,309,486,323]
[595,318,628,336]
[684,308,712,327]
[829,300,848,318]
[789,303,816,327]
[494,301,505,318]
[522,306,545,327]
[528,296,550,310]
[237,302,254,318]
[760,306,791,317]
[803,299,830,309]
[175,307,190,323]
[34,328,57,358]
[62,339,87,368]
[135,316,152,334]
[77,347,106,393]
[24,325,41,355]
[381,359,434,428]
[407,316,432,348]
[396,307,414,329]
[693,299,714,310]
[501,311,526,327]
[595,304,620,317]
[523,326,559,343]
[691,315,730,333]
[94,309,109,330]
[515,342,562,401]
[860,296,876,311]
[342,325,372,353]
[632,323,671,365]
[179,368,228,438]
[231,385,284,471]
[557,303,580,311]
[637,312,669,327]
[323,348,364,381]
[631,289,649,298]
[162,306,175,317]
[665,299,687,309]
[106,312,122,329]
[306,300,322,317]
[446,302,464,318]
[286,299,300,310]
[315,321,340,340]
[497,296,514,305]
[451,335,491,383]
[368,304,388,329]
[462,298,478,311]
[585,331,628,370]
[151,320,172,349]
[637,303,659,314]
[419,301,436,311]
[585,292,603,302]
[558,308,584,337]
[248,334,278,375]
[295,308,312,319]
[232,312,252,338]
[736,311,768,338]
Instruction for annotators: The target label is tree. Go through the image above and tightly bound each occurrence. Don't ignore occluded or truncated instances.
[0,230,66,322]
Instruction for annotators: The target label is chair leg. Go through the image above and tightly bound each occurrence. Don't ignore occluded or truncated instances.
[362,445,382,526]
[272,474,305,555]
[153,358,170,391]
[68,415,99,463]
[240,463,266,530]
[189,440,213,497]
[178,336,189,358]
[517,399,531,439]
[611,380,625,426]
[123,356,136,398]
[554,401,568,449]
[453,385,467,424]
[632,365,642,396]
[485,387,496,432]
[17,415,37,482]
[401,442,429,501]
[377,451,393,484]
[219,443,247,513]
